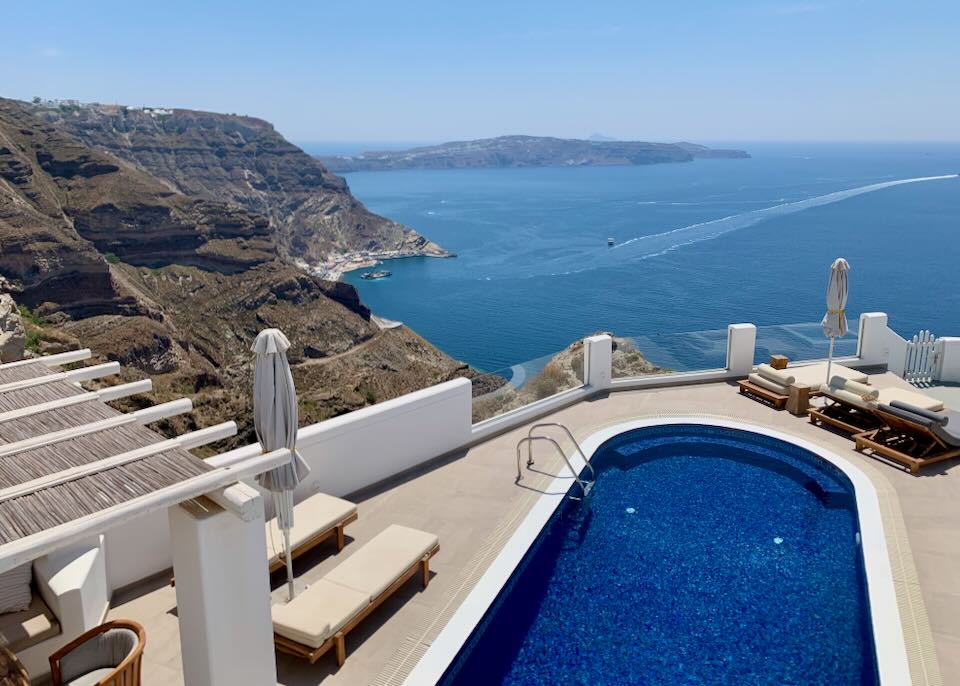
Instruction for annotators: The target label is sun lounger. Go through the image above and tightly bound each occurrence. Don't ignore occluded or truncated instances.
[266,493,358,573]
[786,362,867,388]
[272,524,439,666]
[736,364,797,409]
[809,379,944,435]
[854,402,960,473]
[737,361,867,411]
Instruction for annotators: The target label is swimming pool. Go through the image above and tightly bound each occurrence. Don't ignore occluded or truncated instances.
[432,424,888,685]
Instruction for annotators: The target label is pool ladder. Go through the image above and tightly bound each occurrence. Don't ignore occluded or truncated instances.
[516,423,596,500]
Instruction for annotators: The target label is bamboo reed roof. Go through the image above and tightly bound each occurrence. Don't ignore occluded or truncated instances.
[0,356,212,546]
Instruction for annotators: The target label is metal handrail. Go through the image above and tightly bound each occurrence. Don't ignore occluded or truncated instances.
[526,423,597,483]
[515,422,595,500]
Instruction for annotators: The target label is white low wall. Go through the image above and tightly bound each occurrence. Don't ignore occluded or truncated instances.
[102,510,172,592]
[210,377,475,503]
[937,337,960,383]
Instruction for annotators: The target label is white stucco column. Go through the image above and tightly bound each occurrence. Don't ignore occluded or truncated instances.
[583,335,612,390]
[169,483,277,686]
[937,337,960,383]
[726,324,756,375]
[857,312,891,366]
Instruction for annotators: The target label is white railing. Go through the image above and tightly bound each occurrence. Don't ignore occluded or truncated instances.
[903,330,941,386]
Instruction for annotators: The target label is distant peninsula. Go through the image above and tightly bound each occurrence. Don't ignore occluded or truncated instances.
[317,136,750,172]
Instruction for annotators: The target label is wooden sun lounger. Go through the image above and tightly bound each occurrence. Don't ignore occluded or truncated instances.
[854,407,960,473]
[272,524,439,667]
[737,379,789,409]
[808,399,883,435]
[266,493,358,573]
[809,385,944,437]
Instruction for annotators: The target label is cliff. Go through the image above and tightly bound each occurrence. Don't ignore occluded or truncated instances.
[319,135,750,172]
[32,103,448,264]
[0,98,470,448]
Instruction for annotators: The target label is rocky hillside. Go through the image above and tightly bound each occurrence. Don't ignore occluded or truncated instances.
[319,135,750,172]
[32,103,447,264]
[0,98,470,449]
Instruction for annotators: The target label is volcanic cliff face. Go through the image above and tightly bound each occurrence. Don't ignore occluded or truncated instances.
[0,98,469,448]
[36,105,447,264]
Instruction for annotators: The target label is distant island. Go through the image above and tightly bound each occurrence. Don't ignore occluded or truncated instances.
[317,135,750,172]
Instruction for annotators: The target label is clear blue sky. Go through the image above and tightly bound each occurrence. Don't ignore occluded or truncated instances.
[3,1,958,143]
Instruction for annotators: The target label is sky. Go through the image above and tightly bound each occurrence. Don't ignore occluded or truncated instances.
[2,1,958,144]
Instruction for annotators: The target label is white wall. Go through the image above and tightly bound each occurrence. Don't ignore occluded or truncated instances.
[938,337,960,383]
[103,509,172,592]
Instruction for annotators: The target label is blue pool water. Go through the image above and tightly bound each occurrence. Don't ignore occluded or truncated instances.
[440,425,876,686]
[343,143,960,371]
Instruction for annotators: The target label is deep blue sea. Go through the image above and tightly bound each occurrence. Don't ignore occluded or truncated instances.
[343,144,960,372]
[441,425,873,685]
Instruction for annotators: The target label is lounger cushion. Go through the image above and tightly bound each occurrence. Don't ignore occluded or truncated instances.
[874,388,943,412]
[790,363,867,387]
[324,525,438,600]
[933,413,960,447]
[272,579,369,649]
[748,373,788,396]
[0,593,61,653]
[889,401,949,426]
[757,364,796,386]
[266,493,357,562]
[878,403,936,428]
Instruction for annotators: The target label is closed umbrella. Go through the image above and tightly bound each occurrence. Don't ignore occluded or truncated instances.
[821,258,850,384]
[252,328,310,600]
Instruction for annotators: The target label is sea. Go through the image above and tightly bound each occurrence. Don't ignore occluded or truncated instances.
[337,143,960,373]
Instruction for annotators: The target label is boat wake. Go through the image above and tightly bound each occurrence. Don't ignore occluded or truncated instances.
[495,174,957,279]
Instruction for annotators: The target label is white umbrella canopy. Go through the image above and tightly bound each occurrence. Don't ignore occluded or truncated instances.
[821,258,850,383]
[252,328,310,599]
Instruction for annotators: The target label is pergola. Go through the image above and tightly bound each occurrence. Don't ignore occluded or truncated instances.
[0,349,285,685]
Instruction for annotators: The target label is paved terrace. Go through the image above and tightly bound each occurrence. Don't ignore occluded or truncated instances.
[111,372,955,686]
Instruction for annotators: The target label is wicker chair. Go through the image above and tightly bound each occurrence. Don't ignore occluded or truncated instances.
[49,620,145,686]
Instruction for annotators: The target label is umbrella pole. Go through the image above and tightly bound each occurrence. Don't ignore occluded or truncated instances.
[283,527,295,600]
[826,337,836,384]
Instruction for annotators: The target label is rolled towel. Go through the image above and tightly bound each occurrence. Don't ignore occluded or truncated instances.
[748,373,788,395]
[829,376,878,401]
[758,364,796,386]
[823,386,876,409]
[890,400,949,426]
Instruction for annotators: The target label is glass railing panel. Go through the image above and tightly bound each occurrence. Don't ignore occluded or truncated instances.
[754,320,859,366]
[471,344,585,423]
[612,328,728,379]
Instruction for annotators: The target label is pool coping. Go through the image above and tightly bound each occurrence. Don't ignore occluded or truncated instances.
[402,416,912,686]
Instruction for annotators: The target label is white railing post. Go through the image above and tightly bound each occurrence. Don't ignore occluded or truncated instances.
[936,337,960,383]
[857,312,890,366]
[726,324,756,376]
[583,335,612,390]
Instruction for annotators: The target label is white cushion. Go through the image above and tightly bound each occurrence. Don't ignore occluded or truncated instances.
[789,362,868,387]
[0,564,32,613]
[748,373,788,395]
[324,525,438,600]
[757,364,795,386]
[875,387,944,412]
[272,579,369,649]
[266,493,356,561]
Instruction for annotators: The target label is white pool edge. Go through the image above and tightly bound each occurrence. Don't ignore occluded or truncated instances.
[402,417,912,686]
